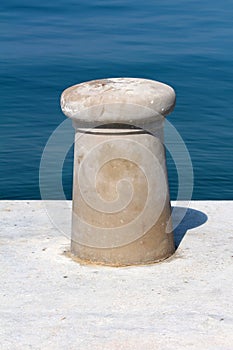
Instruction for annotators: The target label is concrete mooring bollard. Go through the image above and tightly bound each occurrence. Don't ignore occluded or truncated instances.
[61,78,176,266]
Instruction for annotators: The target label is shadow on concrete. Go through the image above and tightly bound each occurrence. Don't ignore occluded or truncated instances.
[172,206,208,248]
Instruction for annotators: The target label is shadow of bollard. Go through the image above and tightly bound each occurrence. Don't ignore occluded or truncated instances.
[172,206,208,249]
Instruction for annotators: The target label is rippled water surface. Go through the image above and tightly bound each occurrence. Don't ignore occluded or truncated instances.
[1,0,233,199]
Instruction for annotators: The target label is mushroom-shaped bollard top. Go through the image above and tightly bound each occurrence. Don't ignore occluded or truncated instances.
[61,78,175,127]
[60,78,176,266]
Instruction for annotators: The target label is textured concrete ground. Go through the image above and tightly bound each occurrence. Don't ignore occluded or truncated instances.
[0,201,233,350]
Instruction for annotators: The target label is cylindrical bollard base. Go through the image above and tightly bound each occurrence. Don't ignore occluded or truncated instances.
[71,127,175,266]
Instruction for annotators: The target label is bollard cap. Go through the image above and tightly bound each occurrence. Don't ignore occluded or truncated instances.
[61,78,175,127]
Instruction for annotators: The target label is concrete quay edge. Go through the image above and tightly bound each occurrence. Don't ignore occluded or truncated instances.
[0,200,233,350]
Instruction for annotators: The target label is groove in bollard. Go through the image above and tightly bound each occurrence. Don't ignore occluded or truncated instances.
[60,78,176,266]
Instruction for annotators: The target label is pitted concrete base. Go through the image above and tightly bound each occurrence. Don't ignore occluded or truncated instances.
[0,201,233,350]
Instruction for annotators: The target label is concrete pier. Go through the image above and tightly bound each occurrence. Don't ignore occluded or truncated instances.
[0,200,233,349]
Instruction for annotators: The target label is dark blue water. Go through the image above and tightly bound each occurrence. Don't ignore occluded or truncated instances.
[1,0,233,200]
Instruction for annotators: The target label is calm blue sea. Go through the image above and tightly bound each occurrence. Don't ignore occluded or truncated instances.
[1,0,233,200]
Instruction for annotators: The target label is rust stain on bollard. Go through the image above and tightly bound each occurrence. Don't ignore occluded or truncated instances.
[60,78,176,266]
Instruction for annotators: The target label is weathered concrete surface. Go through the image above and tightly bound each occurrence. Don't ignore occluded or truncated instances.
[0,200,233,350]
